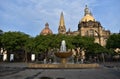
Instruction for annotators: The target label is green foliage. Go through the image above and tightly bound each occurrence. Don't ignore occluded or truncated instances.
[34,35,53,52]
[0,31,113,55]
[35,34,94,52]
[1,31,30,52]
[106,34,120,49]
[72,36,94,48]
[25,37,35,53]
[86,43,109,54]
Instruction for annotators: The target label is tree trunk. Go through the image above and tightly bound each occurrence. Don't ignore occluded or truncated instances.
[25,50,27,63]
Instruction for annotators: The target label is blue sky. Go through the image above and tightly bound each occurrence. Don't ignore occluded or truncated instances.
[0,0,120,37]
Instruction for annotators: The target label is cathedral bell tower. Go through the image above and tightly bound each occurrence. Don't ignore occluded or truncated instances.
[58,12,66,34]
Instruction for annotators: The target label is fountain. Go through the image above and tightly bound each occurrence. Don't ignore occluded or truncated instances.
[54,40,72,64]
[60,40,66,52]
[28,40,100,69]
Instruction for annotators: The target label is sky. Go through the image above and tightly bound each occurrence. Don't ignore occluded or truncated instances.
[0,0,120,37]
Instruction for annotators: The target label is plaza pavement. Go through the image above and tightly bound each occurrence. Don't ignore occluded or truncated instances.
[0,62,120,79]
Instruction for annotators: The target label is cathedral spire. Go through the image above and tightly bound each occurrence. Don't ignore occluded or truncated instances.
[59,12,65,26]
[80,5,95,22]
[58,12,66,34]
[84,5,91,16]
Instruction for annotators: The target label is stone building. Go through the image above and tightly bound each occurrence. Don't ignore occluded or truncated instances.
[40,5,110,46]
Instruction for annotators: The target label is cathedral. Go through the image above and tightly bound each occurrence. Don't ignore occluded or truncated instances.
[40,5,110,46]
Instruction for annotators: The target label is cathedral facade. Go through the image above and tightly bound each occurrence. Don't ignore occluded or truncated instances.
[40,5,110,46]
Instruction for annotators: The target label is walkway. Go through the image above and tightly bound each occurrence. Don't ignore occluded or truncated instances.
[0,62,120,79]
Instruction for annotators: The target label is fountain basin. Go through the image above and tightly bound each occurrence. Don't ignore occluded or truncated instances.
[54,52,73,64]
[54,52,73,58]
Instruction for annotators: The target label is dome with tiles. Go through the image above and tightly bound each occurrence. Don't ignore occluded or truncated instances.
[40,23,53,35]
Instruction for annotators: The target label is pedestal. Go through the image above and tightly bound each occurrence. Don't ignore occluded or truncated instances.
[61,58,67,64]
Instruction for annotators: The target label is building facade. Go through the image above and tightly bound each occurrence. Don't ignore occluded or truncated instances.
[77,5,110,46]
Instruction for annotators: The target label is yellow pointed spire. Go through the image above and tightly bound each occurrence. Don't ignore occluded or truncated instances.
[58,12,66,34]
[59,12,65,26]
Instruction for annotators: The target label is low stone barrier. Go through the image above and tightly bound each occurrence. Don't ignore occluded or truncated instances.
[28,63,100,69]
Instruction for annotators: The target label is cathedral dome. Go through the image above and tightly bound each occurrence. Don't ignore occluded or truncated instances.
[40,23,53,35]
[81,14,95,22]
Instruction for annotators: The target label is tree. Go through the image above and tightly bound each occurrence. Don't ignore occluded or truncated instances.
[106,34,120,49]
[24,37,35,62]
[72,35,94,49]
[86,43,109,54]
[1,31,30,61]
[34,35,52,53]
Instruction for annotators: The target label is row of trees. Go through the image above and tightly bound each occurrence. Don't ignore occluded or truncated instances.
[0,30,120,62]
